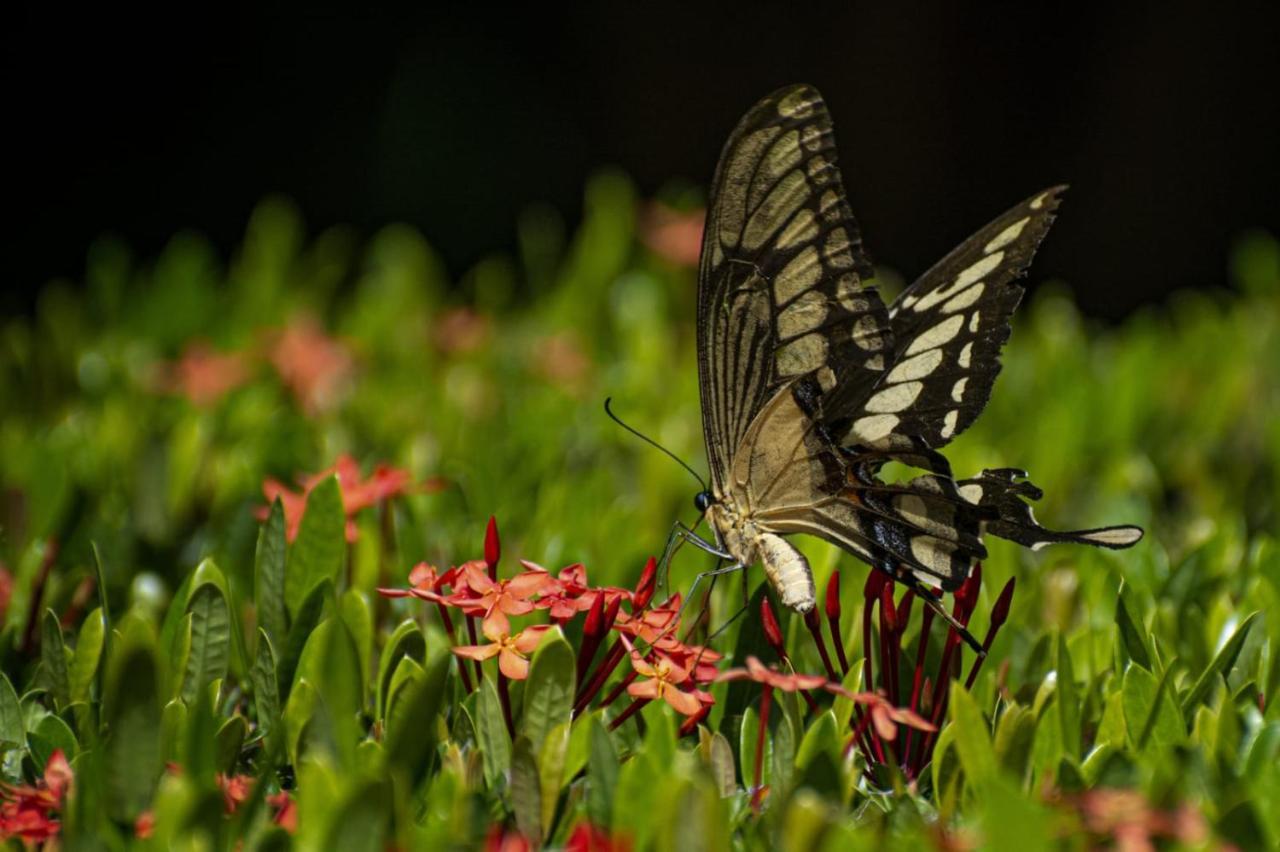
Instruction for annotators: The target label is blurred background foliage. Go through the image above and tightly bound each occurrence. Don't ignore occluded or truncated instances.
[2,171,1279,846]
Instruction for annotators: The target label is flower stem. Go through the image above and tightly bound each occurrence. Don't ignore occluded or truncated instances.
[753,685,773,812]
[608,697,650,731]
[497,673,514,738]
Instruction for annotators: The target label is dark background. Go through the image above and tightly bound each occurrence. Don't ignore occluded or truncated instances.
[5,4,1278,319]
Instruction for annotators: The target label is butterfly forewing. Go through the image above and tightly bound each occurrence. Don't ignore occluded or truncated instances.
[697,84,892,494]
[833,187,1066,450]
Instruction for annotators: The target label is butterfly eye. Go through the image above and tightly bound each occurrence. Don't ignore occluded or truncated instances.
[694,491,714,513]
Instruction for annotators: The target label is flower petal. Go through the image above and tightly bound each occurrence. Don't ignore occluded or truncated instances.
[664,686,704,717]
[452,644,500,661]
[499,649,531,680]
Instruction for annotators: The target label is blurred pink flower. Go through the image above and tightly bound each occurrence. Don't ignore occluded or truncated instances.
[268,316,354,413]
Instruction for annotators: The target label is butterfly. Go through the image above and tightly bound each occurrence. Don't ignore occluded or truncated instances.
[681,84,1142,644]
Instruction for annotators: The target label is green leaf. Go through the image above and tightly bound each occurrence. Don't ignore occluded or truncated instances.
[949,682,997,789]
[252,628,282,756]
[278,578,331,699]
[215,715,248,774]
[1115,581,1153,669]
[1123,663,1184,751]
[476,677,512,790]
[520,626,574,755]
[376,619,425,721]
[339,589,374,704]
[255,497,289,653]
[1182,611,1259,715]
[70,607,105,705]
[384,646,451,782]
[538,721,571,833]
[104,642,163,821]
[180,582,231,704]
[1056,633,1081,761]
[993,703,1037,782]
[322,776,390,852]
[795,710,839,771]
[979,774,1054,852]
[282,679,316,765]
[586,717,619,828]
[27,713,77,769]
[707,730,736,799]
[286,474,345,619]
[510,735,542,845]
[41,609,71,709]
[160,698,187,764]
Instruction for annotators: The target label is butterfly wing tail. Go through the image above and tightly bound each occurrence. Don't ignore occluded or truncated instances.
[960,468,1144,551]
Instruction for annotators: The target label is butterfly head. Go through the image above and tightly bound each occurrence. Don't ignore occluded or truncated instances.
[694,490,714,514]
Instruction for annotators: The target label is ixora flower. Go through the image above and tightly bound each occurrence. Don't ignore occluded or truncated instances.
[258,454,431,542]
[160,340,251,406]
[453,620,553,680]
[0,749,72,843]
[620,636,702,717]
[566,821,633,852]
[448,561,555,635]
[716,655,829,693]
[267,315,354,413]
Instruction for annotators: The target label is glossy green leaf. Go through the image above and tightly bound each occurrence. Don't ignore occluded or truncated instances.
[376,619,426,721]
[538,720,571,832]
[255,496,289,652]
[279,578,331,699]
[27,713,77,769]
[949,682,997,789]
[1123,663,1184,751]
[510,735,542,845]
[215,714,248,774]
[286,474,344,618]
[322,776,390,852]
[41,609,71,709]
[180,582,231,704]
[586,716,619,828]
[1056,633,1081,761]
[475,677,511,790]
[993,703,1036,781]
[520,626,574,755]
[1182,611,1259,715]
[384,646,450,781]
[70,606,105,706]
[1115,581,1153,669]
[0,672,23,747]
[104,642,163,820]
[252,628,282,755]
[160,698,187,764]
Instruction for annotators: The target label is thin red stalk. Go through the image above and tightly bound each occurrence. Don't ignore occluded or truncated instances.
[804,607,837,681]
[903,598,937,768]
[466,615,485,683]
[752,685,773,812]
[965,577,1015,690]
[608,697,650,731]
[599,669,639,709]
[862,590,875,697]
[484,516,500,582]
[19,539,59,656]
[497,673,514,738]
[576,594,609,685]
[826,572,849,677]
[880,584,900,706]
[848,704,879,765]
[574,639,627,715]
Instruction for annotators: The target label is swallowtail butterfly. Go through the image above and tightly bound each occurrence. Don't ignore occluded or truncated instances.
[689,84,1143,622]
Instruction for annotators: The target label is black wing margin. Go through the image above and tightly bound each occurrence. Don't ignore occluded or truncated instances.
[697,84,893,492]
[829,186,1066,451]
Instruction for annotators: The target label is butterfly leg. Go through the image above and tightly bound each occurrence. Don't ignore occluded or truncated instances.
[657,520,733,598]
[676,561,747,633]
[895,571,986,658]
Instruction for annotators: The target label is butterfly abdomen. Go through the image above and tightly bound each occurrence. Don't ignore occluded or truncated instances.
[758,532,816,612]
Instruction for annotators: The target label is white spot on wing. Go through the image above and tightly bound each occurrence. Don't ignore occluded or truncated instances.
[905,314,964,356]
[864,381,923,414]
[958,342,974,368]
[885,349,943,383]
[1082,527,1144,547]
[1030,191,1050,210]
[778,290,828,338]
[940,409,959,438]
[775,332,828,376]
[984,217,1031,253]
[849,414,899,444]
[942,282,985,313]
[957,483,983,504]
[951,378,967,402]
[969,312,981,333]
[955,252,1003,290]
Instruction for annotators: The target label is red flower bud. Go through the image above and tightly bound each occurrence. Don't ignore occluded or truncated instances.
[825,571,842,620]
[604,594,623,631]
[864,568,888,601]
[990,577,1016,628]
[633,556,657,610]
[761,597,785,655]
[484,516,500,577]
[879,583,897,632]
[583,593,607,639]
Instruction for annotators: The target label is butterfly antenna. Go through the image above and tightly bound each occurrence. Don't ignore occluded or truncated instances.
[604,397,708,491]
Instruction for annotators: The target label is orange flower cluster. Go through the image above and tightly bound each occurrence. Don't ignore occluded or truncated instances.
[258,454,439,542]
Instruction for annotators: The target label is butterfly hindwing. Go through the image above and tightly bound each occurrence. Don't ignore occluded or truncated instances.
[697,84,892,493]
[833,186,1066,450]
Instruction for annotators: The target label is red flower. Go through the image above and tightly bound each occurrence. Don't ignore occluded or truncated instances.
[378,562,457,603]
[268,791,298,833]
[267,316,354,413]
[449,562,554,634]
[484,826,533,852]
[0,749,72,843]
[217,773,253,813]
[258,454,424,542]
[612,595,682,646]
[826,686,936,741]
[453,620,552,680]
[621,637,702,717]
[532,562,631,623]
[566,822,633,852]
[134,810,156,839]
[639,202,705,268]
[716,655,827,693]
[162,340,251,406]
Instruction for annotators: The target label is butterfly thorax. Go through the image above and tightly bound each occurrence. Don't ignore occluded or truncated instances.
[705,496,817,612]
